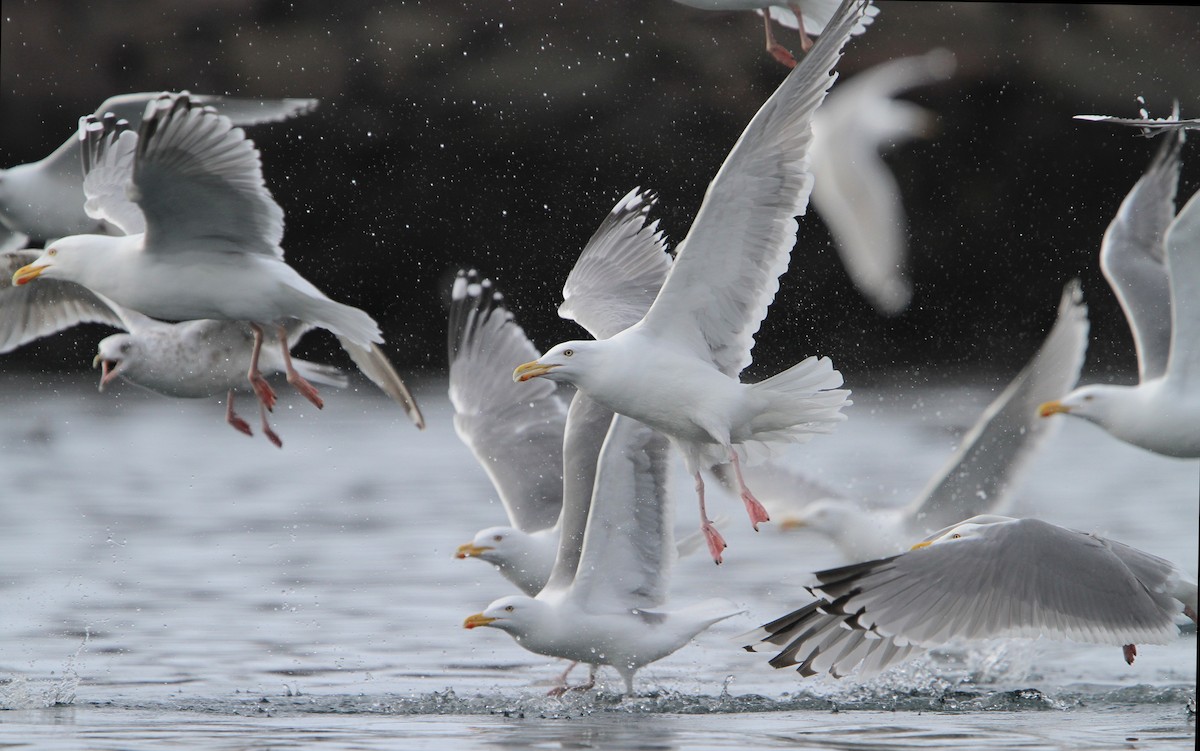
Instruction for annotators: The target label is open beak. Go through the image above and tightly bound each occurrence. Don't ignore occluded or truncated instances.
[1038,400,1069,417]
[93,355,120,392]
[910,540,932,551]
[513,360,558,383]
[463,613,497,629]
[454,543,493,559]
[12,263,46,286]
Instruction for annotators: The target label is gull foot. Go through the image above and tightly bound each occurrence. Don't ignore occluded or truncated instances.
[263,425,283,449]
[702,520,727,565]
[288,373,324,410]
[251,375,277,412]
[1123,644,1137,665]
[768,43,797,68]
[741,489,770,531]
[227,414,253,437]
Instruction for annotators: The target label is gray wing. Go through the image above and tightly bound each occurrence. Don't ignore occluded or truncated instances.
[448,270,569,532]
[1074,114,1200,138]
[336,338,425,429]
[902,280,1089,531]
[1164,188,1200,382]
[566,415,675,612]
[79,114,146,235]
[96,92,318,128]
[0,249,130,353]
[134,94,285,258]
[1099,125,1183,382]
[762,1,879,36]
[638,0,870,377]
[558,187,672,340]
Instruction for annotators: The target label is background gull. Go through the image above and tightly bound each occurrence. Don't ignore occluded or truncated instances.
[513,0,869,564]
[10,94,423,433]
[1039,121,1200,458]
[809,49,956,315]
[776,279,1088,561]
[743,515,1198,679]
[0,91,317,250]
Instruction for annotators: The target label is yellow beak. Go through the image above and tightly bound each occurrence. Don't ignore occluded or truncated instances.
[12,263,46,286]
[1038,400,1069,417]
[454,543,493,559]
[910,540,932,551]
[513,360,558,383]
[777,517,808,531]
[463,613,497,629]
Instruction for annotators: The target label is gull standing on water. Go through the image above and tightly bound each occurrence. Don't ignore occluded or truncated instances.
[0,91,317,249]
[743,515,1198,678]
[11,94,400,425]
[514,0,869,563]
[1039,122,1200,458]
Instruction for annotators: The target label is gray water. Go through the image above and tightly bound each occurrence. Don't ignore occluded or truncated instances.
[1,373,1195,750]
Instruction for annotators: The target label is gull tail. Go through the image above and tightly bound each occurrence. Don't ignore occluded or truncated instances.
[337,337,426,430]
[290,358,349,390]
[730,357,851,464]
[291,291,382,349]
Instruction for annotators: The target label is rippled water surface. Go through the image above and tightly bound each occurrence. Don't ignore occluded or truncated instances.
[1,373,1195,749]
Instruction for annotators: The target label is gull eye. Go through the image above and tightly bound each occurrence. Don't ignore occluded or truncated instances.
[48,248,58,256]
[951,533,962,539]
[492,534,503,542]
[504,605,515,612]
[1083,395,1094,402]
[563,349,574,357]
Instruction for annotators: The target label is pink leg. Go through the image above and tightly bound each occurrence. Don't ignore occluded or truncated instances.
[259,399,283,449]
[225,389,253,437]
[1122,644,1137,665]
[695,471,728,565]
[247,324,277,412]
[762,12,797,68]
[545,660,580,696]
[729,451,770,530]
[789,4,814,52]
[277,325,323,409]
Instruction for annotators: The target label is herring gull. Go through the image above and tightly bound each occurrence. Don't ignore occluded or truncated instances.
[464,411,743,696]
[671,0,878,68]
[513,0,869,564]
[743,515,1198,678]
[11,93,404,428]
[778,280,1088,560]
[0,91,316,248]
[1039,121,1200,458]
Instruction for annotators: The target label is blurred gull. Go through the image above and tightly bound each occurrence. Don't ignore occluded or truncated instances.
[0,91,317,248]
[10,94,424,434]
[743,515,1198,678]
[513,0,870,564]
[810,49,956,315]
[1,250,423,446]
[1076,98,1200,138]
[671,0,878,68]
[778,280,1088,560]
[1039,122,1200,458]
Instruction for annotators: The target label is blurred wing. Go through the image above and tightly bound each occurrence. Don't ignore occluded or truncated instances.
[567,415,675,612]
[0,228,29,254]
[336,338,425,429]
[904,280,1089,530]
[639,0,869,376]
[1099,126,1183,382]
[1074,114,1200,137]
[448,270,569,532]
[79,115,146,235]
[97,92,319,129]
[134,94,285,258]
[1,249,130,353]
[810,518,1182,650]
[763,1,879,36]
[558,187,672,339]
[1164,188,1200,381]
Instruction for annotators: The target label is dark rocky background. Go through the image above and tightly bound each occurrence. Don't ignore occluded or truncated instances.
[2,1,1197,388]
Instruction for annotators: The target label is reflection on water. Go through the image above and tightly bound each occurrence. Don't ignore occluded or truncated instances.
[0,374,1195,749]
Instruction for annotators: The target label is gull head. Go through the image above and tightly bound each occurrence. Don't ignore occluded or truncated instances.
[463,594,543,634]
[512,340,598,385]
[779,498,861,535]
[11,235,100,286]
[93,334,136,392]
[911,514,1014,550]
[1038,385,1120,425]
[455,526,526,564]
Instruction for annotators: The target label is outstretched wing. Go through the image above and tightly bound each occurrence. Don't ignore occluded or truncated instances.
[79,114,146,235]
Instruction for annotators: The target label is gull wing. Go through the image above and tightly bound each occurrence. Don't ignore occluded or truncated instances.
[448,270,569,532]
[637,0,870,377]
[79,115,146,235]
[132,94,285,258]
[565,414,675,613]
[810,49,956,315]
[762,0,879,36]
[1164,188,1200,383]
[558,187,672,340]
[1074,114,1200,138]
[1099,125,1183,382]
[902,280,1089,531]
[96,92,318,129]
[1,249,130,353]
[336,338,425,429]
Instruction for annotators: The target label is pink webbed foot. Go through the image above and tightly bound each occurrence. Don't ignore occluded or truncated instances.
[250,373,277,412]
[225,390,253,437]
[276,325,323,409]
[768,43,797,68]
[741,488,770,531]
[702,519,728,565]
[1123,644,1137,665]
[259,401,283,449]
